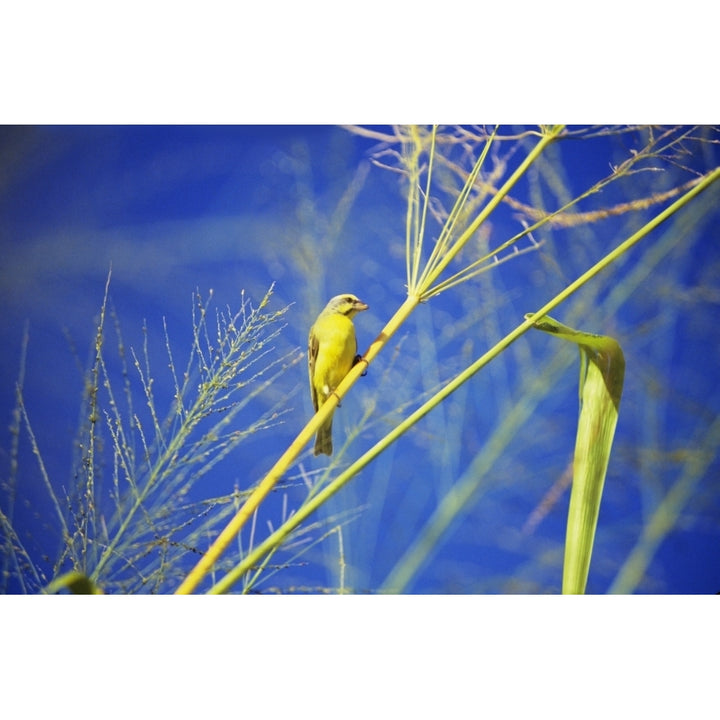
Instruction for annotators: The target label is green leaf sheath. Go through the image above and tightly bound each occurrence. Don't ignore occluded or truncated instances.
[526,314,625,594]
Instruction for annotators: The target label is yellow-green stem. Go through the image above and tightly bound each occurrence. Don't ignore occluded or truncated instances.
[608,414,720,593]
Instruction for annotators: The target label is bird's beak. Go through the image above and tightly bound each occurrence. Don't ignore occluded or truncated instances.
[354,299,369,312]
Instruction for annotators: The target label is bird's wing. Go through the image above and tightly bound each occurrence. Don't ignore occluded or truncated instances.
[308,328,320,412]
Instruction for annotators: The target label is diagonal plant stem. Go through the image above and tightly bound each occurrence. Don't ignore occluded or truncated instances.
[608,413,720,594]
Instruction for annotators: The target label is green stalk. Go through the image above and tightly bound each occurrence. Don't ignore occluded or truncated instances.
[609,414,720,593]
[380,352,573,592]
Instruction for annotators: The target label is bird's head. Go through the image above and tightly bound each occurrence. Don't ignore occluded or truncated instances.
[323,294,369,318]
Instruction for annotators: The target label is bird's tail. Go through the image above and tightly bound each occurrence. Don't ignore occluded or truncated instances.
[314,413,333,456]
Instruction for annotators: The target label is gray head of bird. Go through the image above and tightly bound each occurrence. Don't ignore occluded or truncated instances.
[323,294,369,318]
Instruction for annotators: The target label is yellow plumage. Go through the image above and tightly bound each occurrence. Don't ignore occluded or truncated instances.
[308,294,368,456]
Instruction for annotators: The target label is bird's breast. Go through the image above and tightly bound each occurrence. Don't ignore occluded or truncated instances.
[314,315,357,395]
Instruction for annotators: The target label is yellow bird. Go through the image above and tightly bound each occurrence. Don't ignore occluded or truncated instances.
[308,294,369,456]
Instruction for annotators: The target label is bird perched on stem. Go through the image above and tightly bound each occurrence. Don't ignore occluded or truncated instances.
[308,293,369,456]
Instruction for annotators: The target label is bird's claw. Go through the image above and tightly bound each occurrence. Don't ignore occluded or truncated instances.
[353,354,368,376]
